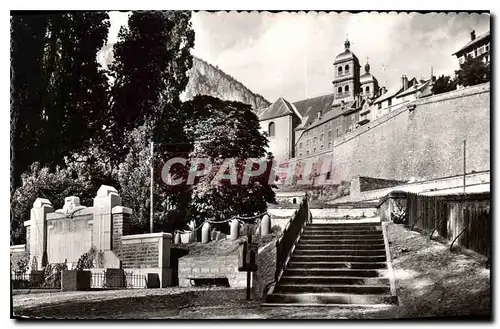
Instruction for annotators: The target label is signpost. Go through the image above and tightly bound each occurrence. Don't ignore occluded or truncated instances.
[238,234,258,300]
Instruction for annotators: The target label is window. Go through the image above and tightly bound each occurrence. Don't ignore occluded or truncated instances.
[328,130,332,139]
[268,122,275,137]
[345,85,349,92]
[345,64,350,72]
[299,142,303,149]
[388,98,392,106]
[326,171,331,180]
[299,153,302,157]
[313,147,316,152]
[378,103,382,109]
[313,137,318,145]
[365,86,370,93]
[486,44,490,52]
[306,139,310,146]
[338,66,343,73]
[337,86,342,93]
[321,144,324,150]
[320,134,324,141]
[306,150,309,155]
[336,127,340,137]
[328,142,331,148]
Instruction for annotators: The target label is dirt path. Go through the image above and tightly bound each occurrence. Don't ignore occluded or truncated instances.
[12,223,490,319]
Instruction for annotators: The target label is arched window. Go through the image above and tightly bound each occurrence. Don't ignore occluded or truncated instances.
[345,85,349,92]
[268,122,275,137]
[365,86,370,93]
[345,64,350,72]
[338,66,343,73]
[292,198,297,204]
[337,86,342,93]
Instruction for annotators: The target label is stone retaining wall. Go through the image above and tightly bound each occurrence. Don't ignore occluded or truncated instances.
[178,254,248,288]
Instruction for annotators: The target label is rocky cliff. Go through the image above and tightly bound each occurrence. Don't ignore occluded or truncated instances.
[97,44,270,115]
[183,57,270,115]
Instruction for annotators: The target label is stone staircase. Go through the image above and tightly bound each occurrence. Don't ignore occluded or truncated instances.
[263,219,397,307]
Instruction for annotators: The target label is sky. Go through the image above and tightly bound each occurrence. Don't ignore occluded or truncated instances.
[107,11,490,103]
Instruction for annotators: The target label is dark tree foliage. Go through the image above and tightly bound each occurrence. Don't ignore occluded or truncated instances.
[10,13,110,189]
[181,96,277,229]
[455,55,490,87]
[108,11,195,163]
[431,74,457,95]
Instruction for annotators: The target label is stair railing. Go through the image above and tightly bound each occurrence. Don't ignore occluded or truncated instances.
[274,195,310,283]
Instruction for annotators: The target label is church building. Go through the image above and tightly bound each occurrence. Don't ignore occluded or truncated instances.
[259,38,433,169]
[258,38,382,163]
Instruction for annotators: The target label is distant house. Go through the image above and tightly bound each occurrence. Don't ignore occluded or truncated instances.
[453,29,490,67]
[372,76,432,120]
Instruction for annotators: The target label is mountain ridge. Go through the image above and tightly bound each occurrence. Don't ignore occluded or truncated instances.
[97,44,270,115]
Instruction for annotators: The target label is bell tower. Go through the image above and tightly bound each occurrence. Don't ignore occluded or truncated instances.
[332,37,361,105]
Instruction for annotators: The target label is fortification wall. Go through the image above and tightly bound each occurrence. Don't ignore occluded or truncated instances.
[328,83,490,183]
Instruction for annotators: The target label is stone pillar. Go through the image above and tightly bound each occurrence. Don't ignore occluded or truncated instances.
[229,219,239,240]
[261,214,271,236]
[93,185,122,251]
[111,205,132,252]
[201,222,211,243]
[27,198,54,270]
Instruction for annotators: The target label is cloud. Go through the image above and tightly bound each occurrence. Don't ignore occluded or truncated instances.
[192,11,490,102]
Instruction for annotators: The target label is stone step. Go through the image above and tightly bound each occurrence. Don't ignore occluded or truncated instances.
[297,238,385,245]
[300,233,383,239]
[295,243,386,250]
[276,284,391,295]
[290,255,387,263]
[279,275,389,286]
[302,229,382,235]
[307,222,381,229]
[293,249,387,257]
[281,268,382,278]
[265,292,397,305]
[287,261,388,270]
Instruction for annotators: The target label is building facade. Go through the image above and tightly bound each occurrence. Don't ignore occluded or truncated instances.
[259,38,433,168]
[453,29,490,67]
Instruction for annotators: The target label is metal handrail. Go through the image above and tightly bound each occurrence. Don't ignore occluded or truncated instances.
[274,196,309,283]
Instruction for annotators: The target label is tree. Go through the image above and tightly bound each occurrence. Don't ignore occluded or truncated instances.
[455,55,490,87]
[431,74,457,95]
[10,13,110,189]
[108,11,195,163]
[182,96,276,230]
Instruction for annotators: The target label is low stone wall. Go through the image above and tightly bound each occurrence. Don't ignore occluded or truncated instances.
[253,242,276,300]
[178,254,247,288]
[119,233,172,287]
[350,176,407,197]
[10,245,27,272]
[311,207,377,219]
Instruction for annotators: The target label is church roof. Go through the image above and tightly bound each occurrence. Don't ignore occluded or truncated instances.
[258,97,296,121]
[292,93,336,129]
[360,72,377,84]
[334,49,358,64]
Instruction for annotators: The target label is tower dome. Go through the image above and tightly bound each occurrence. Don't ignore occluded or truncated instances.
[334,37,357,64]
